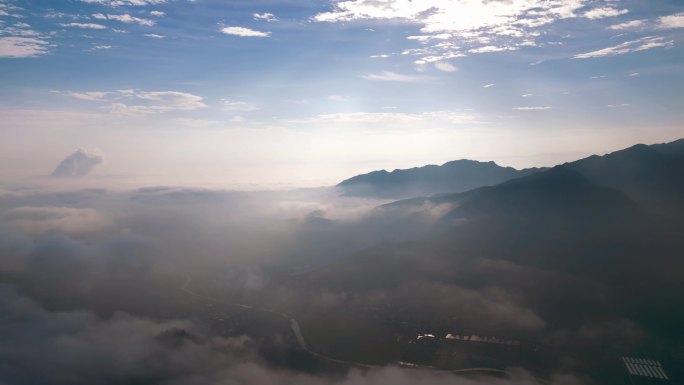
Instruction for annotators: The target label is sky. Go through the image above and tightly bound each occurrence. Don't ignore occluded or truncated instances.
[1,0,683,187]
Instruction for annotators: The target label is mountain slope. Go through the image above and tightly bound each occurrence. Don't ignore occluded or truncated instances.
[444,166,640,226]
[381,165,640,230]
[381,138,684,216]
[565,140,684,212]
[373,139,684,275]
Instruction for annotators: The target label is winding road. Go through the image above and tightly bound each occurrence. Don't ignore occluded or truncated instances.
[180,275,512,374]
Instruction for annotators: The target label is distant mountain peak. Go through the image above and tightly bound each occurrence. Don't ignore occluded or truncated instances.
[52,149,104,178]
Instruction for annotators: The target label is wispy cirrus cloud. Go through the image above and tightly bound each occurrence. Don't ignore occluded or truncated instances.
[58,22,108,29]
[0,36,50,57]
[469,45,520,54]
[253,13,278,22]
[512,106,552,111]
[362,70,431,82]
[0,4,51,57]
[220,26,270,37]
[80,0,168,6]
[92,13,155,26]
[222,100,259,112]
[313,0,631,63]
[608,20,646,30]
[583,7,629,20]
[434,61,458,72]
[288,110,477,126]
[573,36,673,59]
[88,44,113,51]
[57,89,206,115]
[59,91,112,101]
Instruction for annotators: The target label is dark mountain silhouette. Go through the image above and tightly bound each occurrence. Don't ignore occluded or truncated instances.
[443,166,640,225]
[382,138,684,217]
[381,165,642,240]
[564,139,684,212]
[373,139,684,274]
[337,159,545,198]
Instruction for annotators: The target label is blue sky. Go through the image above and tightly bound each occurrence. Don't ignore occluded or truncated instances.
[1,0,683,186]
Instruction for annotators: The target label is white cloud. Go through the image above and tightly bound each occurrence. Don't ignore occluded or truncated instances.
[44,11,73,19]
[150,10,165,17]
[361,71,430,82]
[408,33,452,42]
[80,0,167,6]
[221,26,270,37]
[434,61,458,72]
[313,0,597,62]
[290,110,476,126]
[222,100,259,112]
[608,19,646,30]
[469,45,518,53]
[627,72,639,77]
[370,54,390,58]
[253,12,278,22]
[144,33,165,38]
[328,95,350,102]
[59,89,206,114]
[129,91,206,112]
[0,24,44,38]
[573,36,673,59]
[0,36,49,58]
[657,13,684,29]
[61,91,111,101]
[583,7,629,20]
[93,13,155,26]
[607,103,630,108]
[512,106,552,111]
[482,83,496,88]
[521,93,533,97]
[0,5,50,57]
[59,22,108,29]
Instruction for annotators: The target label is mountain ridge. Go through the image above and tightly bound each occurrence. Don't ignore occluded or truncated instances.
[337,159,546,198]
[380,138,684,221]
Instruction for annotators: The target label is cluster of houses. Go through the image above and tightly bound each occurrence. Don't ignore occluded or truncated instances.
[445,333,521,346]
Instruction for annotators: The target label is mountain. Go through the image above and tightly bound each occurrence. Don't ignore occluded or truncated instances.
[306,141,684,378]
[382,165,641,235]
[382,138,684,216]
[564,139,684,212]
[443,166,640,226]
[52,149,104,178]
[337,159,545,198]
[376,139,684,270]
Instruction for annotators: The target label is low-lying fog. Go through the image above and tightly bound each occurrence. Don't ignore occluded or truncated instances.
[1,176,680,385]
